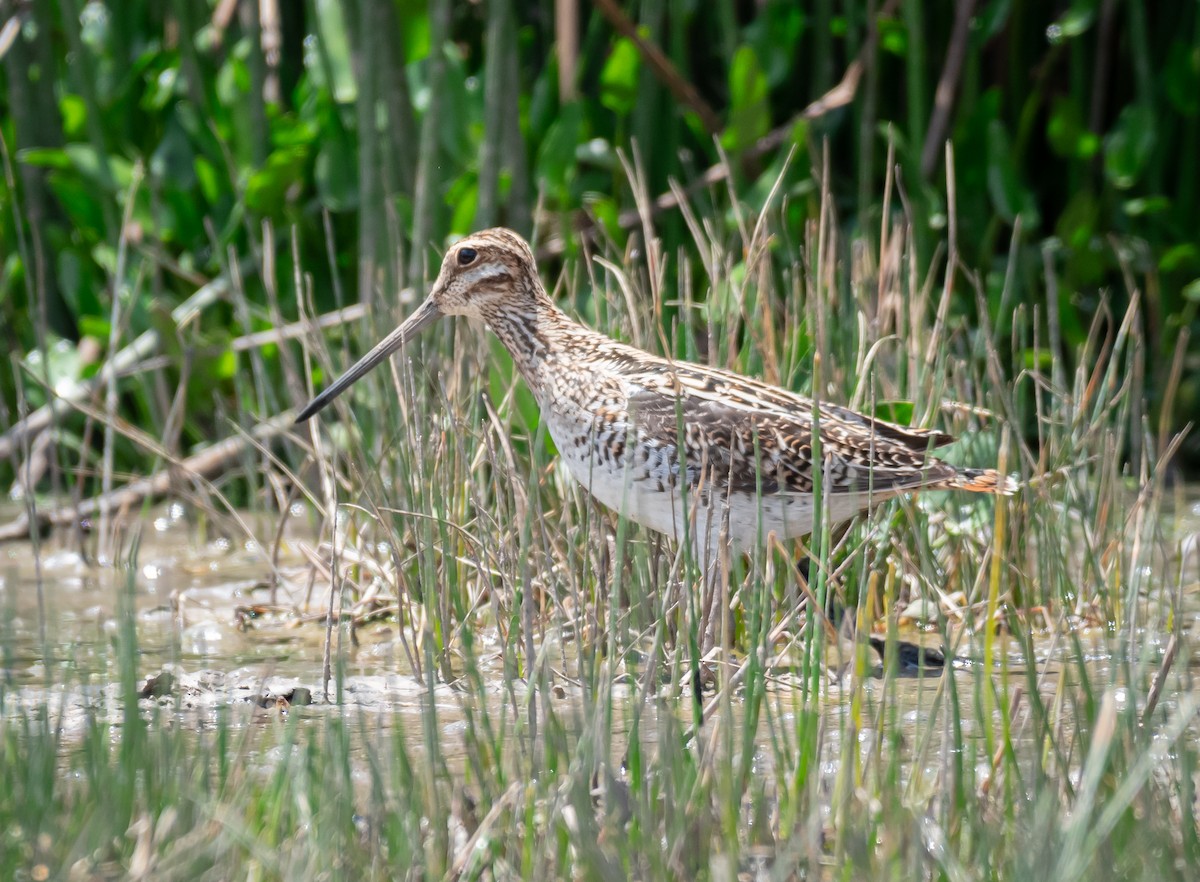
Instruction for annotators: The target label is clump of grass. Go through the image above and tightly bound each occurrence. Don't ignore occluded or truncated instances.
[3,167,1197,880]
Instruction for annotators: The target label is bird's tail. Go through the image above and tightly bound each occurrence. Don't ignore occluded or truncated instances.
[939,468,1019,495]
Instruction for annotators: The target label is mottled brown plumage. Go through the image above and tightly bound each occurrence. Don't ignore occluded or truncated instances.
[297,228,1016,564]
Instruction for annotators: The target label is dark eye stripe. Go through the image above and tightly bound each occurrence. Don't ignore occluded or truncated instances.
[458,247,478,266]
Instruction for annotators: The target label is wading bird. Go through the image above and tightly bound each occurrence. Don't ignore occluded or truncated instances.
[296,228,1014,652]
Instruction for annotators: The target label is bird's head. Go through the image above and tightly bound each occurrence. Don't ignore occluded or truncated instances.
[425,227,539,320]
[295,228,541,422]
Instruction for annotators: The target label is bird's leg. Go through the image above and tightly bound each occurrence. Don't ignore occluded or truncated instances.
[696,537,723,660]
[793,554,846,627]
[790,554,851,672]
[793,555,946,677]
[688,509,724,690]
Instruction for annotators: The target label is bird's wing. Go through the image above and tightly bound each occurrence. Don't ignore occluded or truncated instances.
[623,361,958,496]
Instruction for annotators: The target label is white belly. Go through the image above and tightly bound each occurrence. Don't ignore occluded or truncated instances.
[547,416,871,550]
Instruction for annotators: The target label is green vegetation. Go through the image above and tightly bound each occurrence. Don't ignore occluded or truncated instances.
[0,3,1197,880]
[3,162,1197,879]
[0,1,1197,483]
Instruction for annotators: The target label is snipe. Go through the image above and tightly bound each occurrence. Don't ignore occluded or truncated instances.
[297,228,1014,583]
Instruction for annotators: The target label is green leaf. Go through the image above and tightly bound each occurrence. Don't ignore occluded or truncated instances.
[1122,196,1170,217]
[91,244,118,275]
[1160,244,1200,273]
[1104,103,1156,190]
[245,146,309,215]
[1055,195,1109,290]
[583,194,621,244]
[214,348,238,380]
[46,175,106,241]
[396,0,430,62]
[1022,349,1055,370]
[216,53,251,107]
[271,113,319,150]
[535,102,583,192]
[313,98,356,211]
[77,315,111,340]
[1052,0,1096,39]
[194,156,221,204]
[600,37,640,116]
[18,147,72,170]
[38,143,133,194]
[1056,188,1099,250]
[744,2,804,86]
[722,46,769,152]
[1183,279,1200,303]
[1047,97,1098,159]
[445,174,478,236]
[59,94,88,138]
[877,17,907,56]
[142,65,179,111]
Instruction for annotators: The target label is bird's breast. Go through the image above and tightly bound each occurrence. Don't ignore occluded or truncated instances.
[544,406,687,536]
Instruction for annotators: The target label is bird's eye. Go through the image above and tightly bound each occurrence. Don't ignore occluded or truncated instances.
[457,247,477,266]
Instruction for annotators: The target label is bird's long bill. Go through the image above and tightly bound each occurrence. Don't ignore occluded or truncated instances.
[294,297,443,423]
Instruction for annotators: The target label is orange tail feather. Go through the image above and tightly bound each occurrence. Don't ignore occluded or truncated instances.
[943,468,1019,495]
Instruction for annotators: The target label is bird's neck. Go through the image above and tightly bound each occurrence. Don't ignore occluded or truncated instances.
[481,293,599,399]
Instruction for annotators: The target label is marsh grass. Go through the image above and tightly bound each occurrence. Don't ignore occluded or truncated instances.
[2,164,1198,881]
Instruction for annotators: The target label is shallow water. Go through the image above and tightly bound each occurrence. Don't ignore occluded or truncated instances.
[1,493,1198,776]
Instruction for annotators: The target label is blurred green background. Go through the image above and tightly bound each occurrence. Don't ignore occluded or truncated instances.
[1,0,1197,488]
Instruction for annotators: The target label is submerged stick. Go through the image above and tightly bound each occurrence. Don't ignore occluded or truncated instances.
[118,302,369,379]
[0,413,296,543]
[0,268,237,463]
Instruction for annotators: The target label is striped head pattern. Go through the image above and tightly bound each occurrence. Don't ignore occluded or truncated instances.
[294,227,548,422]
[429,228,546,322]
